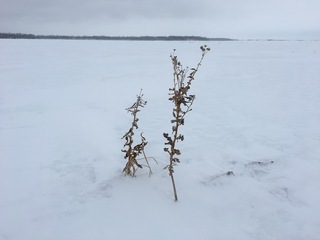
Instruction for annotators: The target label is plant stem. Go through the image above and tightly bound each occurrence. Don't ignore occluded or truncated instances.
[168,89,182,201]
[170,169,178,201]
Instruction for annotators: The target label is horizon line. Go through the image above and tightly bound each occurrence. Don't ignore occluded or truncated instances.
[0,32,318,41]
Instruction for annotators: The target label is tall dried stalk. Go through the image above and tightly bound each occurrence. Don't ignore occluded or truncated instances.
[164,45,210,201]
[122,90,149,176]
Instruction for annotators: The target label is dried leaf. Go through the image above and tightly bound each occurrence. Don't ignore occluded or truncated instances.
[173,158,180,163]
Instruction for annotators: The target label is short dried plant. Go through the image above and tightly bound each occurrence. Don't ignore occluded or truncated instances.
[122,90,154,177]
[163,45,210,201]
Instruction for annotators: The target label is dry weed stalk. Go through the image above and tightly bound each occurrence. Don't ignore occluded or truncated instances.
[122,90,152,176]
[163,45,210,201]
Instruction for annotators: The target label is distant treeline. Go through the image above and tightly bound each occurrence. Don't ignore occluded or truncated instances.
[0,33,235,41]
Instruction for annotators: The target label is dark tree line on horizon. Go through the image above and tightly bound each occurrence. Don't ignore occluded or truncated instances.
[0,33,235,41]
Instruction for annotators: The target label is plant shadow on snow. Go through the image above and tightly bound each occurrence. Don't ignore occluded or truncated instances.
[201,159,306,208]
[200,159,292,206]
[201,170,235,186]
[41,154,119,205]
[244,160,275,179]
[202,160,275,186]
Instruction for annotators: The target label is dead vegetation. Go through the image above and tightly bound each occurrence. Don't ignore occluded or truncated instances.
[163,45,210,201]
[122,90,154,177]
[120,46,210,201]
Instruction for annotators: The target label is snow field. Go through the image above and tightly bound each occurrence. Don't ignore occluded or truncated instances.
[0,39,320,240]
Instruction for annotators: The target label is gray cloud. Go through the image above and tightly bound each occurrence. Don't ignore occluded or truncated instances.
[1,0,319,39]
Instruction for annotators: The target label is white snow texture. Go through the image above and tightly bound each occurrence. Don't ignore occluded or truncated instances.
[0,40,320,240]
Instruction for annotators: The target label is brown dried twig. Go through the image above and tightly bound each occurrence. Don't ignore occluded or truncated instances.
[163,45,210,201]
[122,90,151,177]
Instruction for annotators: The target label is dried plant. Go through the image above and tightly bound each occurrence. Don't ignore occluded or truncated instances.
[122,90,152,176]
[163,45,210,201]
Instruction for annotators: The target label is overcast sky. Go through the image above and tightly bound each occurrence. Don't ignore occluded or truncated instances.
[1,0,319,39]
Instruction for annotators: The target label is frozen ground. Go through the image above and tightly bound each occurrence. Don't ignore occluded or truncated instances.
[0,39,320,240]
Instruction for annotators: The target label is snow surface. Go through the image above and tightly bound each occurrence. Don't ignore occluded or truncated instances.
[1,39,320,240]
